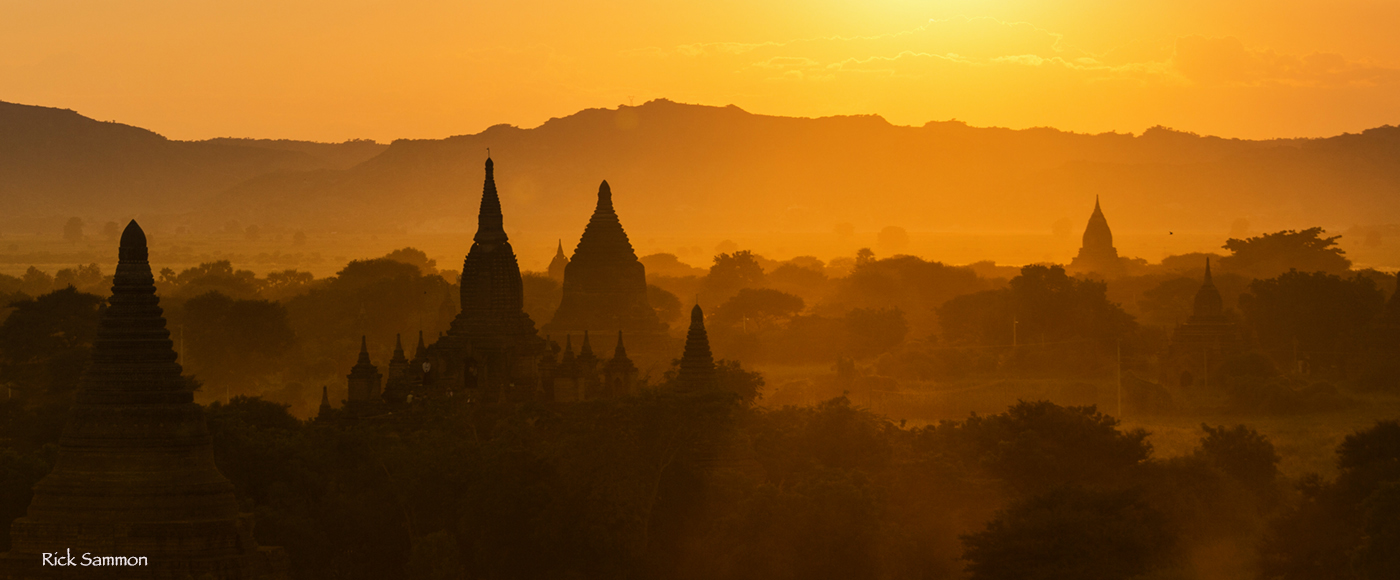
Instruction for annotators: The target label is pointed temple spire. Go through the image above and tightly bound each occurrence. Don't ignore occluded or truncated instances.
[445,157,543,402]
[474,157,508,244]
[347,336,383,406]
[1069,196,1123,277]
[604,331,638,398]
[545,180,667,338]
[580,330,594,358]
[1190,257,1225,322]
[676,304,715,391]
[414,330,428,360]
[391,333,408,364]
[318,385,332,417]
[357,335,372,365]
[614,331,628,360]
[0,220,287,578]
[547,239,569,281]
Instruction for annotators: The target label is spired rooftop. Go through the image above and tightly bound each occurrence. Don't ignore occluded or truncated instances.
[0,221,288,580]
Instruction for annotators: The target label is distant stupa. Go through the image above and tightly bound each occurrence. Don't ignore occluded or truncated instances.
[1170,258,1241,363]
[545,181,667,339]
[1068,196,1126,277]
[675,305,715,392]
[0,221,288,579]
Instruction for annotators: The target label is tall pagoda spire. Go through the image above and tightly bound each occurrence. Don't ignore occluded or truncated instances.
[676,304,715,391]
[451,156,539,341]
[391,333,408,364]
[603,331,638,398]
[1190,257,1225,323]
[414,330,428,360]
[614,331,629,360]
[0,221,287,578]
[474,157,507,244]
[548,239,569,281]
[318,385,333,418]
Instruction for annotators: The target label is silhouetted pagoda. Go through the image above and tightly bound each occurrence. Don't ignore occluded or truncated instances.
[547,240,569,281]
[603,332,639,397]
[381,333,414,405]
[1170,259,1242,367]
[1068,196,1126,277]
[675,305,715,391]
[317,385,333,418]
[545,181,667,340]
[0,221,287,579]
[345,336,383,413]
[418,157,545,402]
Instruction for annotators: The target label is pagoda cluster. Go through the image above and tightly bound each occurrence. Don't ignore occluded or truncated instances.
[326,158,716,417]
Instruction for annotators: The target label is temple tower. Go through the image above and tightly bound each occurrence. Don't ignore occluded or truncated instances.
[423,157,545,402]
[317,386,333,419]
[603,332,639,397]
[577,331,601,399]
[382,334,413,405]
[545,181,666,340]
[0,221,287,580]
[547,241,569,282]
[1170,259,1241,382]
[1068,196,1125,277]
[552,336,580,402]
[346,336,383,411]
[675,305,715,392]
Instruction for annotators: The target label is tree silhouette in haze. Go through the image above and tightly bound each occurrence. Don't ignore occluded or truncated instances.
[703,250,765,301]
[938,264,1135,348]
[0,287,104,408]
[183,291,296,397]
[1219,227,1351,278]
[961,487,1170,580]
[1238,270,1384,374]
[711,288,804,333]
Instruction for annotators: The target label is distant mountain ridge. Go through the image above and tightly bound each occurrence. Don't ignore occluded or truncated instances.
[0,100,386,232]
[2,98,1398,242]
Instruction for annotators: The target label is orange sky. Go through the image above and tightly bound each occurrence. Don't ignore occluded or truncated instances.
[2,0,1397,142]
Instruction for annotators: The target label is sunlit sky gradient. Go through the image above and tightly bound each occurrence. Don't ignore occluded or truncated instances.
[2,0,1397,142]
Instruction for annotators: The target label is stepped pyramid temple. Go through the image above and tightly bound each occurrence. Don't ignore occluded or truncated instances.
[1068,196,1126,277]
[544,181,667,340]
[0,222,287,579]
[1170,259,1241,360]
